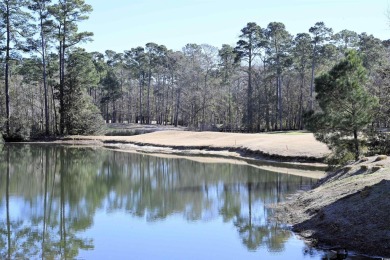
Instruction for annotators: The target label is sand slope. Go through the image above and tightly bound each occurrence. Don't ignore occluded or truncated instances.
[67,131,330,160]
[275,156,390,257]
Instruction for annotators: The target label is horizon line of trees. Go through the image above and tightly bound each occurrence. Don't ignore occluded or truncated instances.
[1,1,389,140]
[92,23,390,134]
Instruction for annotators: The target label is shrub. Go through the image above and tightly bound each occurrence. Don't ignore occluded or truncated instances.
[3,115,30,141]
[372,166,383,172]
[343,165,354,173]
[374,155,388,162]
[367,132,390,155]
[325,147,355,168]
[65,94,105,135]
[360,186,371,198]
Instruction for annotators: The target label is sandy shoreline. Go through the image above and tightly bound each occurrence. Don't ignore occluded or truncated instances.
[63,131,330,160]
[28,130,331,178]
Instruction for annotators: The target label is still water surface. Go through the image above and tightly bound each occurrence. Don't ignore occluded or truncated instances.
[0,144,376,259]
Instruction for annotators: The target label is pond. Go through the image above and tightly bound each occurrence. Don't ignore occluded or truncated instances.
[0,144,377,259]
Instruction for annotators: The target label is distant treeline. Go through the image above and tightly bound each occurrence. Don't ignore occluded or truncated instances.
[0,1,389,140]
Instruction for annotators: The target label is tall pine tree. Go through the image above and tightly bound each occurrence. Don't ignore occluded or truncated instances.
[49,0,93,135]
[0,0,34,138]
[234,22,265,132]
[305,50,378,162]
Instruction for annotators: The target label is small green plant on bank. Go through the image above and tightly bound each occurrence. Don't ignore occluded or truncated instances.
[325,148,355,168]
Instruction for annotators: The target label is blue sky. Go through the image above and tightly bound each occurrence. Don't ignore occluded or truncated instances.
[79,0,389,53]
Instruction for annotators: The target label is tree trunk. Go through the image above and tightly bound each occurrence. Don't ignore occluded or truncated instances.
[202,70,210,131]
[139,72,143,124]
[161,76,165,125]
[59,38,65,134]
[278,73,283,130]
[119,70,124,123]
[112,101,116,123]
[247,52,253,132]
[106,103,109,123]
[228,84,232,130]
[309,44,317,111]
[147,70,151,124]
[40,9,50,135]
[354,129,360,160]
[298,73,304,130]
[5,2,11,136]
[59,2,67,135]
[50,83,58,134]
[174,88,181,127]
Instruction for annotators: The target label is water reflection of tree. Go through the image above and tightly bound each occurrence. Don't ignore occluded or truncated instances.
[0,146,41,259]
[95,151,314,252]
[0,145,101,259]
[230,171,296,252]
[0,145,315,258]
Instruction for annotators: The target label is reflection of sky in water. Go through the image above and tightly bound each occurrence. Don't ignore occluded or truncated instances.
[79,211,316,260]
[1,197,34,219]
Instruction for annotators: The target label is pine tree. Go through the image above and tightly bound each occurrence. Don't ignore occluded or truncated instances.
[28,0,54,135]
[49,0,93,135]
[305,50,379,162]
[0,0,34,138]
[64,48,104,134]
[265,22,293,130]
[234,22,265,131]
[308,22,333,111]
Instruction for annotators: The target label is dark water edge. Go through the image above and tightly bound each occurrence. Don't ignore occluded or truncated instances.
[0,144,379,259]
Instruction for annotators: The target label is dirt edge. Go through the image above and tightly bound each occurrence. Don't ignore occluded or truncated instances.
[58,135,327,164]
[273,155,390,258]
